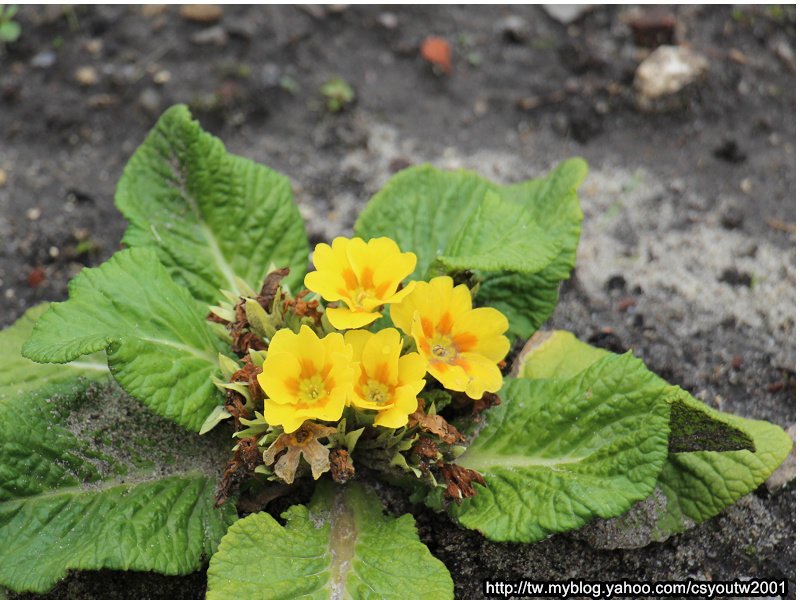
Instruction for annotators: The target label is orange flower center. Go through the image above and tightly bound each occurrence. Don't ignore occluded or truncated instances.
[339,266,392,306]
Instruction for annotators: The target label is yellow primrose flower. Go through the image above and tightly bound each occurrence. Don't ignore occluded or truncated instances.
[345,328,427,429]
[304,236,417,330]
[257,325,353,433]
[390,276,509,400]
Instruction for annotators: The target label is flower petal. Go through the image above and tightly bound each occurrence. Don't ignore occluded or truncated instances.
[326,306,381,330]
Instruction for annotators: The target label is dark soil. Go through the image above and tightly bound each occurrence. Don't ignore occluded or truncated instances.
[1,5,795,600]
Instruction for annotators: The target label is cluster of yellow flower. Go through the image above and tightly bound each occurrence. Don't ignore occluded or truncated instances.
[257,237,510,433]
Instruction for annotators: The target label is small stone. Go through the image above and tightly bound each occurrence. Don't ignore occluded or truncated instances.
[74,66,99,86]
[771,40,795,73]
[720,207,745,230]
[496,15,528,43]
[226,18,257,40]
[88,93,120,109]
[605,274,627,292]
[141,4,169,18]
[179,4,222,23]
[191,25,228,46]
[30,51,56,69]
[152,69,171,85]
[473,98,489,116]
[377,12,398,30]
[541,4,592,25]
[48,246,60,258]
[260,63,282,88]
[83,38,103,55]
[634,45,709,112]
[719,268,752,288]
[740,178,753,194]
[138,87,161,115]
[26,207,42,221]
[713,139,747,164]
[0,168,6,187]
[765,424,795,492]
[728,48,748,64]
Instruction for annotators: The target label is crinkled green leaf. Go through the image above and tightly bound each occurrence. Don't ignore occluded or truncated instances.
[0,310,236,593]
[22,248,227,432]
[207,481,453,600]
[116,104,309,302]
[513,329,791,545]
[452,352,670,542]
[514,330,755,453]
[654,395,791,537]
[0,304,108,401]
[355,159,586,339]
[433,191,563,274]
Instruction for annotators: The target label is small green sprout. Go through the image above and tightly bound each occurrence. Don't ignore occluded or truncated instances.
[0,5,21,44]
[320,76,355,113]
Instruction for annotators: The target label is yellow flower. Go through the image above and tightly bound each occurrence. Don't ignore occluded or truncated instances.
[390,276,509,400]
[257,325,353,433]
[304,236,417,330]
[345,328,427,429]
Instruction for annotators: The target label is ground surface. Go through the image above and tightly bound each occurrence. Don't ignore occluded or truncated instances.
[0,5,795,600]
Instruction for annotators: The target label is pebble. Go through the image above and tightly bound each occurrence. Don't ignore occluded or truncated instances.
[260,63,282,88]
[765,423,796,492]
[0,168,6,187]
[138,87,161,115]
[153,70,171,85]
[83,38,103,55]
[141,4,169,18]
[26,207,42,221]
[191,25,228,46]
[496,15,528,43]
[634,45,708,112]
[74,66,99,86]
[541,4,592,25]
[30,51,56,69]
[377,12,398,30]
[179,4,222,24]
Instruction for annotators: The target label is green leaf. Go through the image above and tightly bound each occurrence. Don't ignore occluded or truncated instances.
[514,330,755,453]
[22,248,227,432]
[0,377,236,593]
[432,191,563,275]
[0,304,108,401]
[355,159,587,339]
[511,330,608,380]
[451,352,670,542]
[653,395,791,538]
[512,329,792,544]
[115,104,309,302]
[207,481,453,600]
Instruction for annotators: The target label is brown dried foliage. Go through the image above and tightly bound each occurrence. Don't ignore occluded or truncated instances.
[329,448,356,483]
[215,436,263,507]
[231,357,264,405]
[408,399,464,445]
[440,463,486,502]
[257,266,290,310]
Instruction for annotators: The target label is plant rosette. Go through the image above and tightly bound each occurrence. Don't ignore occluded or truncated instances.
[0,105,791,598]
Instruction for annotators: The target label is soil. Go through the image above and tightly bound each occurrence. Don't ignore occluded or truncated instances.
[0,5,795,600]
